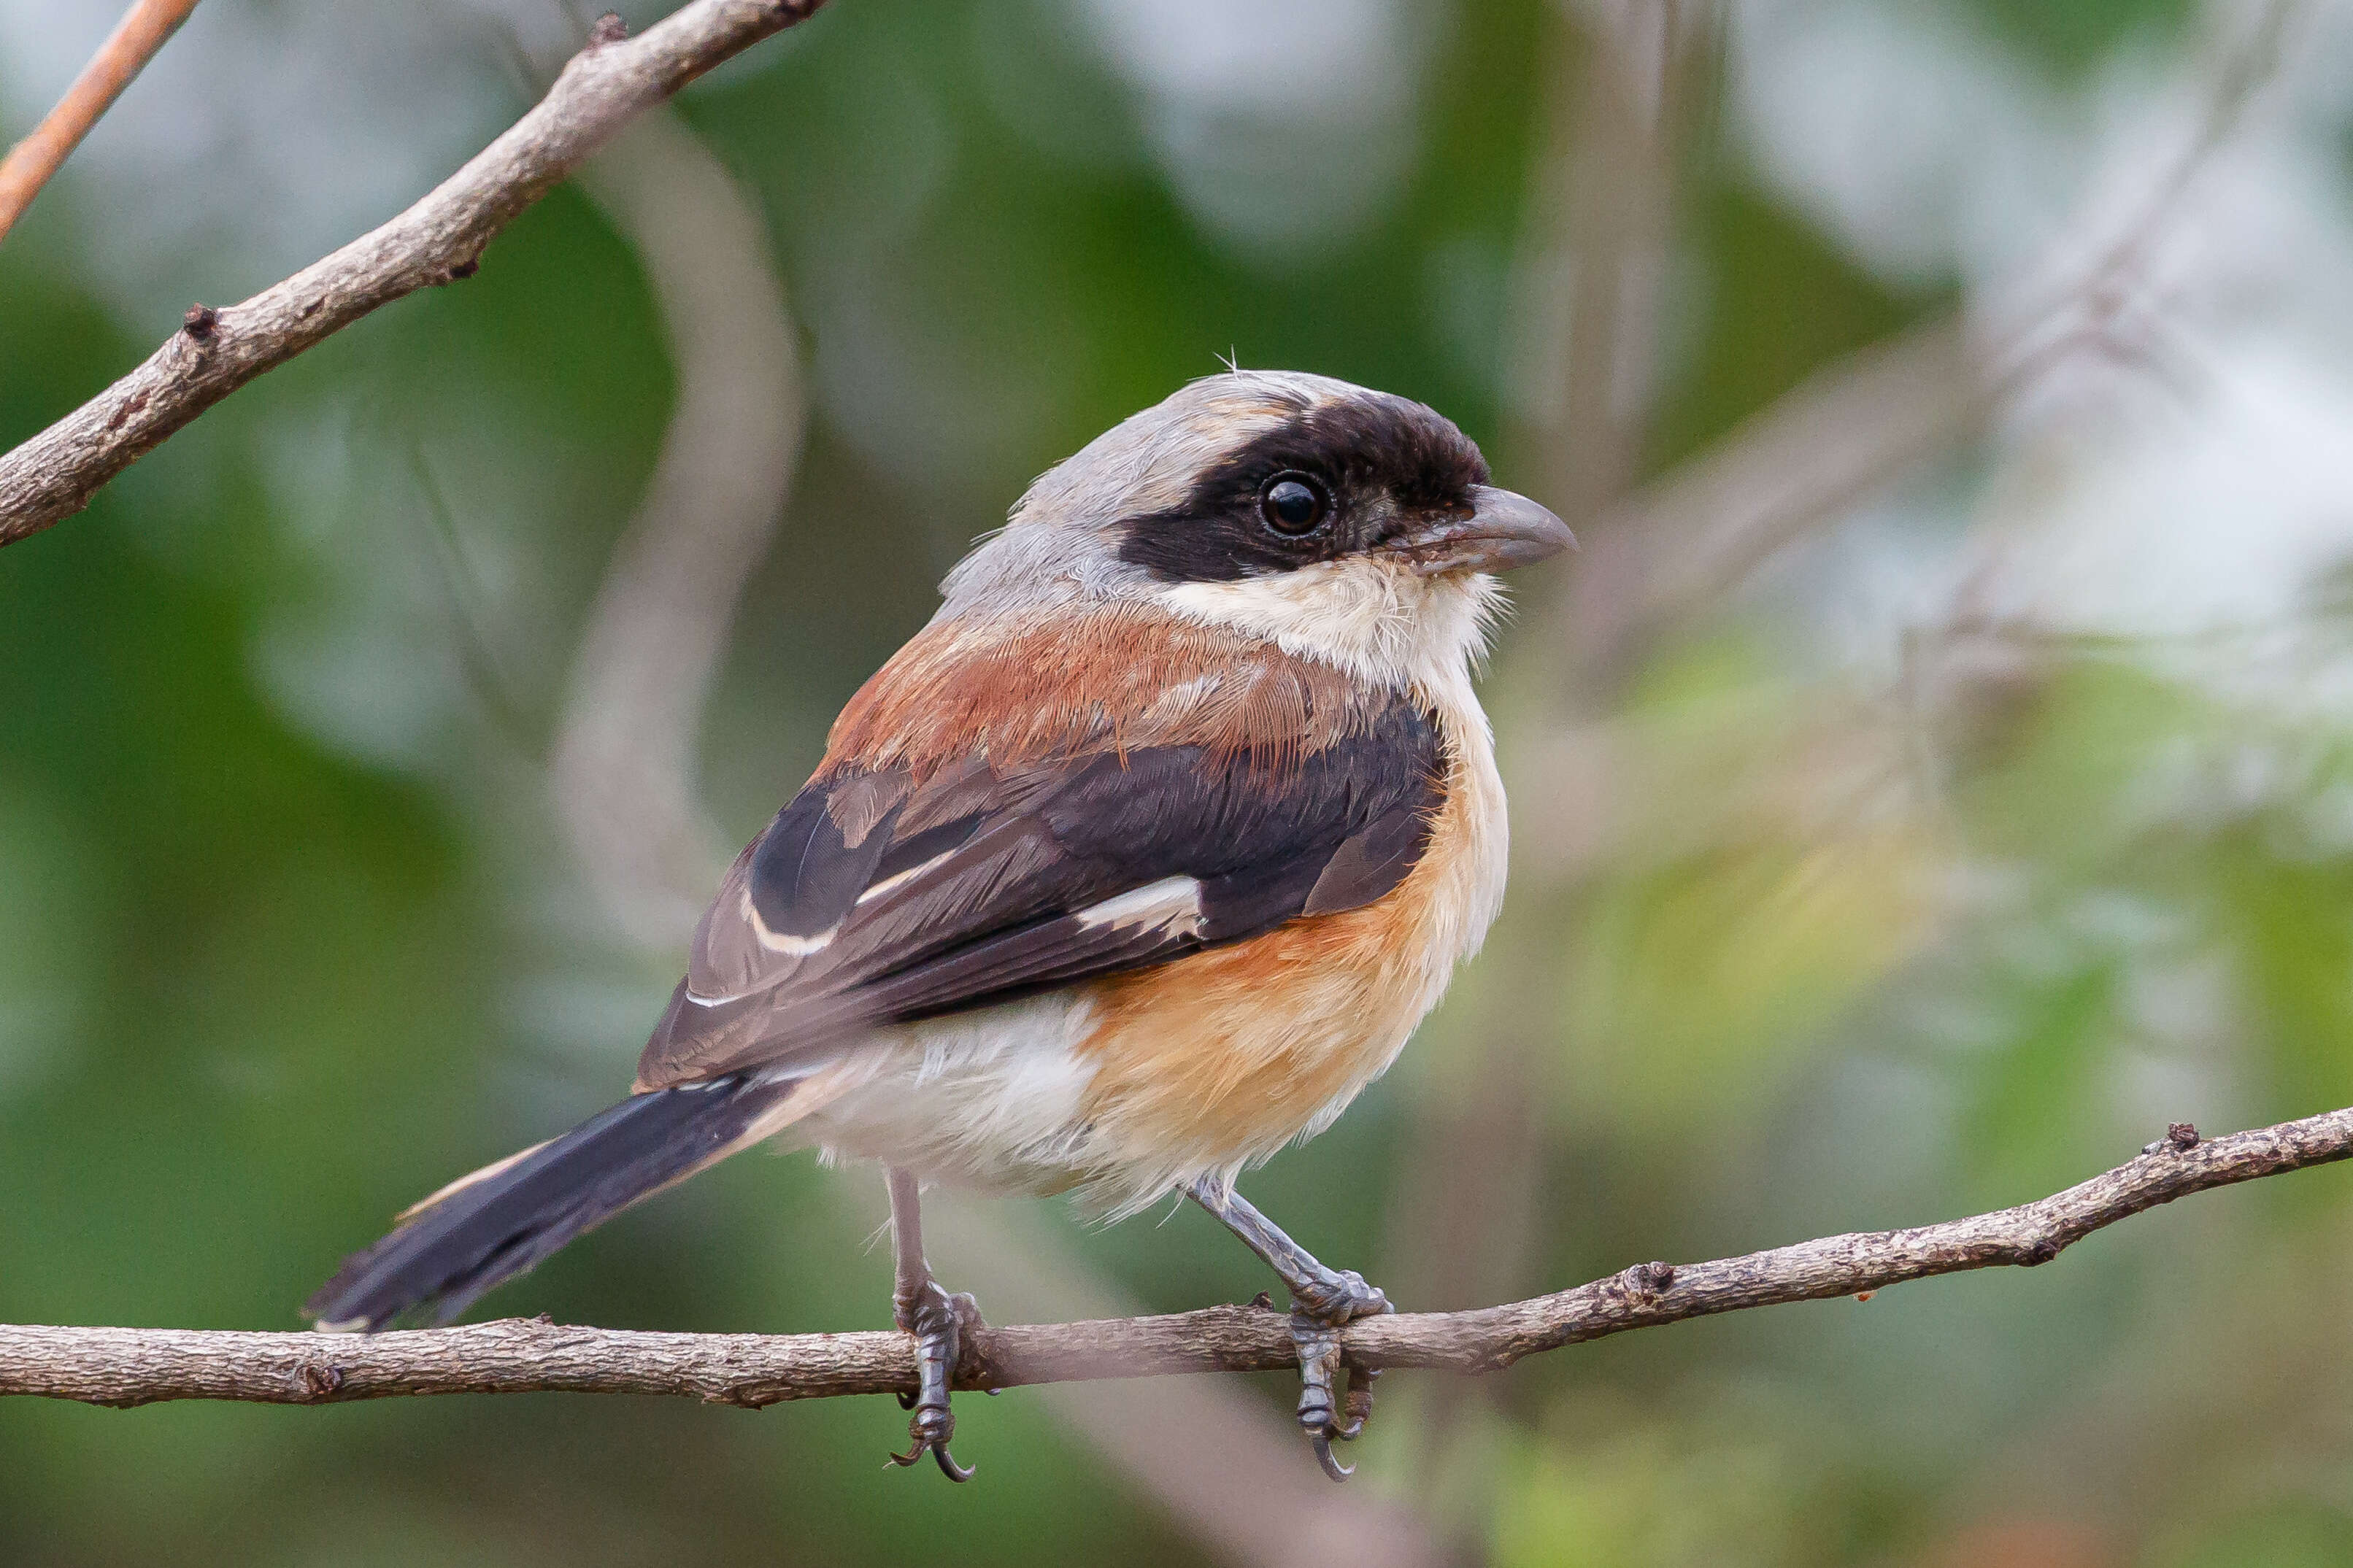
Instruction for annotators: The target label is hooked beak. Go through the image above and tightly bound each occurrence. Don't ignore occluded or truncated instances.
[1385,485,1576,577]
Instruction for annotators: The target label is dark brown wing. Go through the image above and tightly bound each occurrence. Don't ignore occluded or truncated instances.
[633,696,1445,1089]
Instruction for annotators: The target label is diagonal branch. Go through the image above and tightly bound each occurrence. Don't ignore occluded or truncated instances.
[6,1107,2348,1409]
[0,0,201,244]
[0,0,828,547]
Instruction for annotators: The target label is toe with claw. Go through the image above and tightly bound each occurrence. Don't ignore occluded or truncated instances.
[1287,1270,1392,1483]
[887,1281,982,1482]
[1185,1181,1400,1482]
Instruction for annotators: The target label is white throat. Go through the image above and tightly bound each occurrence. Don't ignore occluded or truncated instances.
[1153,559,1503,698]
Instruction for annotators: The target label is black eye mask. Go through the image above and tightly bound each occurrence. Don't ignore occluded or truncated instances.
[1116,393,1491,584]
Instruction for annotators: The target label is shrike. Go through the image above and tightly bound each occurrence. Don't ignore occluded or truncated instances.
[309,369,1573,1481]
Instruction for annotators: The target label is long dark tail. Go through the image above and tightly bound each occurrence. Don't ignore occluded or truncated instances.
[307,1074,793,1332]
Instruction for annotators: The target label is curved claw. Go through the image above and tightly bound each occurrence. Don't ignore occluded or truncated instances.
[1293,1329,1382,1481]
[1184,1181,1393,1481]
[887,1427,976,1482]
[888,1283,983,1481]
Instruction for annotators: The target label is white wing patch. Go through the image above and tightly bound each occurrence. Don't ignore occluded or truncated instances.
[748,898,838,956]
[855,849,958,907]
[1074,874,1204,936]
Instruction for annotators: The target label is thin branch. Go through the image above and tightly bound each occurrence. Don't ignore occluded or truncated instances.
[0,0,827,547]
[0,0,200,244]
[6,1108,2347,1409]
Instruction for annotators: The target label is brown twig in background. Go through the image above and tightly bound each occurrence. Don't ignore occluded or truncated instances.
[0,0,200,244]
[0,0,828,547]
[5,1110,2346,1410]
[1390,3,2300,1475]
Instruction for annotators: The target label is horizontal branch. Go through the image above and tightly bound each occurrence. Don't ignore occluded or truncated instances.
[6,1107,2349,1409]
[0,0,825,547]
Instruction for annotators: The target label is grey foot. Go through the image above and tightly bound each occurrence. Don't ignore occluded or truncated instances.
[888,1281,982,1482]
[1287,1270,1390,1482]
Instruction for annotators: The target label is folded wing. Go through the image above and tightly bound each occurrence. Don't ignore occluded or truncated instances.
[635,695,1446,1089]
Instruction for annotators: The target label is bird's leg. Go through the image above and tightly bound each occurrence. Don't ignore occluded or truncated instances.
[1187,1178,1390,1482]
[884,1166,980,1481]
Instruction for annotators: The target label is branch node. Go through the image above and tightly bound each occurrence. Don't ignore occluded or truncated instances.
[440,258,480,286]
[709,1380,777,1410]
[102,390,150,433]
[295,1361,344,1400]
[180,302,219,341]
[2144,1121,2202,1155]
[1624,1259,1678,1299]
[2022,1236,2063,1266]
[587,12,628,47]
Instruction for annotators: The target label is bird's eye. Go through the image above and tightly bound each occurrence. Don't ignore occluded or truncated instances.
[1258,473,1330,536]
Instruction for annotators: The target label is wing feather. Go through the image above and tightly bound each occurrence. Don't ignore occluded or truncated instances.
[636,692,1444,1089]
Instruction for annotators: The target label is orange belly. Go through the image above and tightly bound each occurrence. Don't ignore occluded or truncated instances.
[789,687,1507,1214]
[1068,744,1495,1208]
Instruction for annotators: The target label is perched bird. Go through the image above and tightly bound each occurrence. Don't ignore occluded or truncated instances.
[308,369,1572,1481]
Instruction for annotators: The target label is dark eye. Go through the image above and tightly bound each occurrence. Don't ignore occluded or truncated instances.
[1258,472,1330,536]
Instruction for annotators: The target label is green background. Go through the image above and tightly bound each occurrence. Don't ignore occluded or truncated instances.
[7,0,2353,1562]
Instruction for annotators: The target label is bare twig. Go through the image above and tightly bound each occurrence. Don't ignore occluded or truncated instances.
[0,0,200,244]
[5,1110,2344,1410]
[0,0,828,547]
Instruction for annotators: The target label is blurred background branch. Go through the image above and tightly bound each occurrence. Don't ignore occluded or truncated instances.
[0,0,197,242]
[1563,0,2295,684]
[1385,0,2303,1546]
[550,106,804,944]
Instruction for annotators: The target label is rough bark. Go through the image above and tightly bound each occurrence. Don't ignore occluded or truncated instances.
[5,1110,2344,1409]
[0,0,825,545]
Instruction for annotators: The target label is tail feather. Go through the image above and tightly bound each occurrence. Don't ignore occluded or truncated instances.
[307,1074,792,1332]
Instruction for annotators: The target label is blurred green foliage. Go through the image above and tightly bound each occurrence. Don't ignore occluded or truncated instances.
[7,0,2353,1564]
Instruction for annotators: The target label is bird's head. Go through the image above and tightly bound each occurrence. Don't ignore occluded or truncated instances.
[943,370,1572,687]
